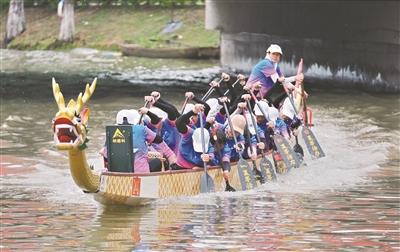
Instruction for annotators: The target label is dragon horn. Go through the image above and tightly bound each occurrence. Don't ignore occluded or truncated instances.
[67,98,77,110]
[75,92,83,114]
[52,78,65,110]
[82,78,97,104]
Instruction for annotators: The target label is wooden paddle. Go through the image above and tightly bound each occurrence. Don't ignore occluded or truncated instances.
[245,99,277,182]
[222,101,257,190]
[286,59,325,159]
[242,109,267,184]
[198,111,214,193]
[299,62,325,159]
[292,58,305,160]
[284,90,323,161]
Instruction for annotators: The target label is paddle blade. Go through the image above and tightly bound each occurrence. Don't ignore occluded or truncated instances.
[253,161,266,185]
[273,152,289,174]
[237,158,257,190]
[293,142,304,164]
[260,156,277,182]
[301,127,325,159]
[273,134,301,169]
[200,172,214,193]
[293,143,304,157]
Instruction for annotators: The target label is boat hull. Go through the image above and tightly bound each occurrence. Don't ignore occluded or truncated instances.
[95,159,264,206]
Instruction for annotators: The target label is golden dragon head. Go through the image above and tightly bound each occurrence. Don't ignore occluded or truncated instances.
[51,78,97,150]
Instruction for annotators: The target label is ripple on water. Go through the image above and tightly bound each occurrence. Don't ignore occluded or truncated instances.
[1,88,399,251]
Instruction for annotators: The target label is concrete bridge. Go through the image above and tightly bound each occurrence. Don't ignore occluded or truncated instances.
[205,0,400,92]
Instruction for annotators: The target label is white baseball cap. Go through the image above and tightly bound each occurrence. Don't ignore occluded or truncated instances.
[192,128,210,153]
[116,109,140,125]
[267,44,283,55]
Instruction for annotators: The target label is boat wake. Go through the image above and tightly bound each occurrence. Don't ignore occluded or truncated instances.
[1,98,395,206]
[156,106,394,204]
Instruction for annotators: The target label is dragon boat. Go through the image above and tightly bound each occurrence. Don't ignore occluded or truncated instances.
[51,78,279,206]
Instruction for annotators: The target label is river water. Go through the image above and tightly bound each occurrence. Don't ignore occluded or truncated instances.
[1,49,399,251]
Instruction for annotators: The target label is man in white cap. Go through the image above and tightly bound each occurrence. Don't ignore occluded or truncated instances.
[244,44,304,103]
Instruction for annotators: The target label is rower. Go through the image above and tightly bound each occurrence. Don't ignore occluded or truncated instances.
[279,97,302,140]
[204,116,236,191]
[101,109,167,173]
[173,104,214,170]
[138,104,177,170]
[244,44,304,107]
[223,113,247,163]
[253,100,278,153]
[235,99,265,160]
[142,92,181,154]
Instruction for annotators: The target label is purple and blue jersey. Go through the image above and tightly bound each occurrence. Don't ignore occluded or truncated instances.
[133,125,156,173]
[176,127,214,169]
[146,119,181,154]
[246,58,282,98]
[215,112,226,124]
[224,134,245,162]
[275,118,290,139]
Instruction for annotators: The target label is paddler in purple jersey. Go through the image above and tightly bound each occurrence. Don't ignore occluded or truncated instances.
[100,109,166,173]
[244,44,304,104]
[172,104,214,170]
[144,91,182,154]
[139,103,177,168]
[205,116,236,192]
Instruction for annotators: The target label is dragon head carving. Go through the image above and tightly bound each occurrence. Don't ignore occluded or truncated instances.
[51,78,97,150]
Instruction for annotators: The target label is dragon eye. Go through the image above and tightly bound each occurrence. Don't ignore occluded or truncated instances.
[74,117,81,124]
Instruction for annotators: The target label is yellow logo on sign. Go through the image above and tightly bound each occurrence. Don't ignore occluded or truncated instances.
[112,128,126,143]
